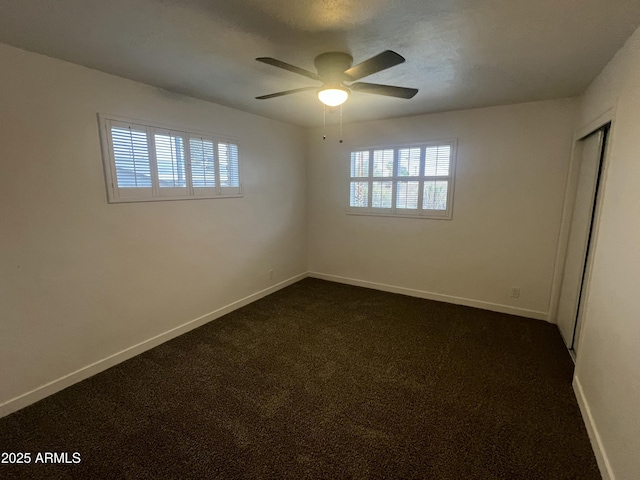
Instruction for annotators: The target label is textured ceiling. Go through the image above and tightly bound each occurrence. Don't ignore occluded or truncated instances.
[1,0,639,126]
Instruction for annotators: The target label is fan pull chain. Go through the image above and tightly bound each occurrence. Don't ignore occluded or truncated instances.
[323,104,326,140]
[339,104,344,143]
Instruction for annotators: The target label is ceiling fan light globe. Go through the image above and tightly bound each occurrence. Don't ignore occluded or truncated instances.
[318,88,349,106]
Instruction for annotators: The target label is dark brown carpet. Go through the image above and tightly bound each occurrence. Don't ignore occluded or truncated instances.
[0,278,600,479]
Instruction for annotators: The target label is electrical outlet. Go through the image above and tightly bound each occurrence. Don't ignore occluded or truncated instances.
[510,287,520,298]
[269,269,274,280]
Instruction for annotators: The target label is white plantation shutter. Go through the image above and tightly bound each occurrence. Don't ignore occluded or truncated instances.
[372,181,392,208]
[218,142,240,192]
[111,126,151,187]
[424,145,450,176]
[398,147,421,176]
[396,181,419,210]
[109,123,153,199]
[395,147,421,214]
[154,131,188,197]
[370,149,394,213]
[423,180,448,210]
[350,151,370,208]
[347,140,456,218]
[350,151,370,177]
[99,115,242,203]
[373,149,394,177]
[189,136,217,196]
[350,182,369,207]
[422,143,453,216]
[155,133,186,187]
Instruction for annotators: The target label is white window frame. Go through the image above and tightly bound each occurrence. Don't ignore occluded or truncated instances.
[347,140,457,219]
[98,114,243,203]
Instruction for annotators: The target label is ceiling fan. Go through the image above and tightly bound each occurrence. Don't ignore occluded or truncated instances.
[255,50,418,107]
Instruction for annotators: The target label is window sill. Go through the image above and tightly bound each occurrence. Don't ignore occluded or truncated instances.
[346,210,452,220]
[107,193,243,204]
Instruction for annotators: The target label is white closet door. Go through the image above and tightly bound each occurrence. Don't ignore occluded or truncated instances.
[557,130,604,351]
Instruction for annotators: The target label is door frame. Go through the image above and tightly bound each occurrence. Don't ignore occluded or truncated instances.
[549,107,616,353]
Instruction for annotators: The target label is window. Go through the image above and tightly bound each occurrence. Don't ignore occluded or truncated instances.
[99,114,242,203]
[348,141,456,219]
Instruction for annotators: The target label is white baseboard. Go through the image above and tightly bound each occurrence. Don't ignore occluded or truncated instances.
[0,273,307,419]
[308,272,549,321]
[574,375,613,480]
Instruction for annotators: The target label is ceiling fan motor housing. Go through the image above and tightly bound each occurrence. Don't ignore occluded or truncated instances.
[314,52,354,83]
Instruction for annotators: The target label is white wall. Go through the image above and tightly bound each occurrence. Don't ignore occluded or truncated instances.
[307,99,577,319]
[0,44,307,413]
[572,25,640,480]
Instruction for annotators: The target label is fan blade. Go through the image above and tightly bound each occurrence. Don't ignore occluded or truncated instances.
[255,86,317,100]
[351,82,418,99]
[344,50,405,81]
[256,57,320,81]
